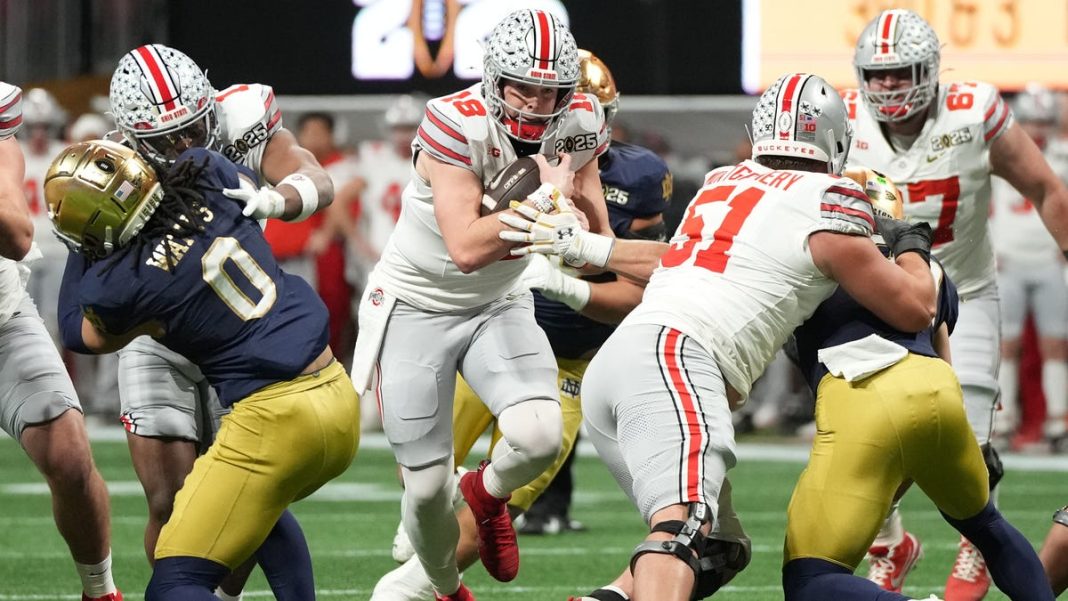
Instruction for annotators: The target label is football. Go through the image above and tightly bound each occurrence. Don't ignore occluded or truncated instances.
[480,156,543,216]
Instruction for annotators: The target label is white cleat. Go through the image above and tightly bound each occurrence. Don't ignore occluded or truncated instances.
[371,555,437,601]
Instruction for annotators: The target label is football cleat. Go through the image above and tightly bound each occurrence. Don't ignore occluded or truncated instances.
[434,583,475,601]
[944,536,990,601]
[391,519,415,564]
[866,531,923,592]
[82,591,123,601]
[460,460,519,582]
[370,556,435,601]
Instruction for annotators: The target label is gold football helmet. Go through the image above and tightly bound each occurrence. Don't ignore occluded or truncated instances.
[44,139,164,258]
[577,49,619,126]
[843,166,903,219]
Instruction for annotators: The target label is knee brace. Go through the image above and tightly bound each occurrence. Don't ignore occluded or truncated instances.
[630,503,711,599]
[1054,506,1068,528]
[982,444,1004,490]
[694,535,752,599]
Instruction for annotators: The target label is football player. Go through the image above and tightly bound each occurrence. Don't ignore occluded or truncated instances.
[1040,505,1068,596]
[106,43,336,599]
[844,11,1068,598]
[782,171,1053,601]
[349,9,610,601]
[0,83,120,601]
[370,49,691,601]
[990,85,1068,446]
[50,140,359,601]
[502,72,939,601]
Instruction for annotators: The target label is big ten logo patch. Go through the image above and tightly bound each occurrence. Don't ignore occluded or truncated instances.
[560,377,580,399]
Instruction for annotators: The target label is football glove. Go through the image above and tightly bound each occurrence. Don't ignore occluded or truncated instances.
[222,181,286,220]
[874,215,933,263]
[499,201,614,268]
[516,254,591,311]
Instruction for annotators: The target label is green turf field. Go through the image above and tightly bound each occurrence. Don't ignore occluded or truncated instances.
[0,433,1062,600]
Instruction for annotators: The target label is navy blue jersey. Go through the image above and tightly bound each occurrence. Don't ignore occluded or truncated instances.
[72,148,328,406]
[534,142,671,359]
[793,257,959,393]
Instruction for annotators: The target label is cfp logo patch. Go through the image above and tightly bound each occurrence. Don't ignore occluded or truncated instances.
[555,133,598,154]
[560,377,580,398]
[930,126,973,152]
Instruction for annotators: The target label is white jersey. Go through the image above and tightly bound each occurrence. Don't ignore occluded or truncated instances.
[623,160,876,398]
[0,83,26,326]
[844,82,1013,299]
[373,83,608,312]
[354,141,411,255]
[990,138,1068,266]
[214,83,282,178]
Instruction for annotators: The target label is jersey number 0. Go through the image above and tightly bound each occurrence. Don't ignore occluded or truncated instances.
[202,237,278,320]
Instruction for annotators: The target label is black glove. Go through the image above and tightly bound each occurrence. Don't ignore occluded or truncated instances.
[874,215,933,263]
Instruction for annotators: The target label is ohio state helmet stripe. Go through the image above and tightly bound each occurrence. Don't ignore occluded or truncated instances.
[532,10,554,69]
[878,11,898,55]
[775,73,807,141]
[132,45,179,111]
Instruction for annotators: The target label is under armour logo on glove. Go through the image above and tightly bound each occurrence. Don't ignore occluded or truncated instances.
[557,227,574,241]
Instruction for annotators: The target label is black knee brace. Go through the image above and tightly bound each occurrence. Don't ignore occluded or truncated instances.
[693,535,752,599]
[630,503,709,597]
[1054,506,1068,528]
[982,443,1004,490]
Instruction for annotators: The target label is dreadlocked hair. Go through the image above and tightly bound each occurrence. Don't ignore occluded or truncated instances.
[100,155,213,275]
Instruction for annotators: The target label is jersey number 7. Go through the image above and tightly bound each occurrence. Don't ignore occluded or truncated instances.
[660,185,764,272]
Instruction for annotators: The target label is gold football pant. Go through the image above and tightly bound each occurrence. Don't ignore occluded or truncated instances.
[453,358,586,511]
[155,362,360,568]
[784,353,989,569]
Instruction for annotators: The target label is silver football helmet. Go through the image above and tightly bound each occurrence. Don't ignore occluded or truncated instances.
[384,94,428,128]
[22,88,67,130]
[853,9,940,123]
[1012,83,1058,124]
[751,73,852,175]
[482,9,580,142]
[109,44,219,163]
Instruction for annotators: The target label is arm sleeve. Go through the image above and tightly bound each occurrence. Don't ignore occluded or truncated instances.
[812,178,876,236]
[58,252,91,354]
[414,101,473,169]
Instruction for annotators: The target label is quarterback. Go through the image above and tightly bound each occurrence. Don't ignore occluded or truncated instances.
[351,9,610,601]
[504,72,938,601]
[51,141,359,600]
[844,10,1068,598]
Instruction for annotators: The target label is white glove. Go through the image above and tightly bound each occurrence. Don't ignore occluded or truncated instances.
[222,180,286,220]
[516,254,591,311]
[499,201,614,268]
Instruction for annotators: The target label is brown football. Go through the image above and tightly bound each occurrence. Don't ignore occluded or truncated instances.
[481,156,542,216]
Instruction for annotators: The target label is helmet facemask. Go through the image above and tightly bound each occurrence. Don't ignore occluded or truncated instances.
[857,63,937,123]
[128,102,219,164]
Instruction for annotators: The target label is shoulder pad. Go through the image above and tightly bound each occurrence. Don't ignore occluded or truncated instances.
[216,83,282,164]
[0,83,23,140]
[416,90,483,170]
[941,81,1012,144]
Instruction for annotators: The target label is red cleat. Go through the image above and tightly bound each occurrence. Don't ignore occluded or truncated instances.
[435,583,476,601]
[82,591,123,601]
[865,531,923,592]
[460,460,519,582]
[944,536,991,601]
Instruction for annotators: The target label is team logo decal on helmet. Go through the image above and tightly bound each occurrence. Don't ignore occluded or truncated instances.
[853,9,941,123]
[751,73,853,174]
[482,9,580,142]
[110,44,219,162]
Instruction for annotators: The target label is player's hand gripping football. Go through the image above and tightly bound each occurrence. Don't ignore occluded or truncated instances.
[222,177,286,220]
[535,152,575,199]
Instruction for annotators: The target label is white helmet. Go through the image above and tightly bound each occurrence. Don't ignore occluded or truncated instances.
[482,9,580,142]
[751,73,852,175]
[22,88,67,129]
[384,94,428,128]
[853,9,940,123]
[109,44,219,163]
[1012,83,1058,124]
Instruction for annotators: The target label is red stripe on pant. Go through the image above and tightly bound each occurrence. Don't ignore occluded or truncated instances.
[662,328,704,502]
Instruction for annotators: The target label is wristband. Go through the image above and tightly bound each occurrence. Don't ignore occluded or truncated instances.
[527,182,563,214]
[279,173,320,222]
[567,231,615,269]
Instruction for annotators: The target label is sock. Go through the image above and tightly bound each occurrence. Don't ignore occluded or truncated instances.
[872,504,904,547]
[783,558,911,601]
[401,462,461,595]
[75,551,117,598]
[587,585,630,601]
[255,510,314,601]
[214,588,242,601]
[942,502,1054,600]
[1043,360,1068,431]
[145,556,228,601]
[997,359,1019,432]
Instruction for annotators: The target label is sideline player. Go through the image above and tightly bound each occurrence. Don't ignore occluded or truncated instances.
[503,72,939,601]
[50,140,359,600]
[0,83,121,601]
[107,43,335,598]
[782,171,1053,601]
[350,9,610,600]
[370,49,682,601]
[990,85,1068,445]
[844,10,1068,597]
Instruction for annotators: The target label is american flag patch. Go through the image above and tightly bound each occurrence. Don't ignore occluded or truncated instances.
[115,180,135,201]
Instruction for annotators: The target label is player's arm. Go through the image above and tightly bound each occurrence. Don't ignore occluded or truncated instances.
[259,128,335,217]
[989,123,1068,254]
[570,157,613,236]
[933,323,952,364]
[584,277,645,323]
[809,231,936,332]
[0,138,33,260]
[519,254,646,324]
[79,318,164,354]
